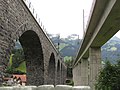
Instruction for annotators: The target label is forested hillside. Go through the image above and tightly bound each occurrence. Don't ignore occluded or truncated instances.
[49,34,120,63]
[14,34,120,64]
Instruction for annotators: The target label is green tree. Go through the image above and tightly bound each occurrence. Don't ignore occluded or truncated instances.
[6,49,26,74]
[64,56,74,86]
[95,60,120,90]
[64,56,73,67]
[12,49,25,68]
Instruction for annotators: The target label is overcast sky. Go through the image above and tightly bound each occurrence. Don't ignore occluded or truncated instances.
[29,0,120,39]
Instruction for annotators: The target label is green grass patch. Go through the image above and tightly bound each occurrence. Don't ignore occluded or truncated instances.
[15,61,26,73]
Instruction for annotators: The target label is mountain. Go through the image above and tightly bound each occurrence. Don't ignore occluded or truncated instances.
[50,34,81,57]
[50,34,120,63]
[60,45,79,57]
[14,34,120,64]
[101,36,120,63]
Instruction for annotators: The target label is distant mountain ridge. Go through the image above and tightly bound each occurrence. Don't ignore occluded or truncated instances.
[101,36,120,63]
[15,34,120,64]
[50,34,120,63]
[49,34,81,57]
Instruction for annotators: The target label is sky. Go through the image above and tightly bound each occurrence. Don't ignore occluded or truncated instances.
[28,0,120,39]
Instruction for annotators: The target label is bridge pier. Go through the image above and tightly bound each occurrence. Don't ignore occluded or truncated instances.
[73,59,89,86]
[73,63,81,86]
[80,58,89,86]
[89,47,102,90]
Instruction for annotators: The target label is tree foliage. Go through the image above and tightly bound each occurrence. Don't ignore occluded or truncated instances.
[95,60,120,90]
[6,49,26,74]
[64,56,73,67]
[64,56,73,79]
[11,49,25,68]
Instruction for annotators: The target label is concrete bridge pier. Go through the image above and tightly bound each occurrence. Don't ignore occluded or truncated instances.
[89,47,102,90]
[73,63,81,86]
[80,58,89,86]
[73,58,89,86]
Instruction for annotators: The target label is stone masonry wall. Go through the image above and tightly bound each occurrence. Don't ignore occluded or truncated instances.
[0,0,66,86]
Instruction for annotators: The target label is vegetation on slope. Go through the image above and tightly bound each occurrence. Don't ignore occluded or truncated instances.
[96,60,120,90]
[15,61,26,73]
[6,49,26,74]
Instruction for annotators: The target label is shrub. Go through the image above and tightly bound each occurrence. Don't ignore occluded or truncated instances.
[95,61,120,90]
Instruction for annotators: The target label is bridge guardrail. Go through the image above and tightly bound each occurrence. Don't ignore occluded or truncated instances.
[0,85,91,90]
[23,0,45,32]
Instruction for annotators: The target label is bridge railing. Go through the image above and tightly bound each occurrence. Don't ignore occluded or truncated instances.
[0,85,91,90]
[23,0,45,32]
[22,0,60,54]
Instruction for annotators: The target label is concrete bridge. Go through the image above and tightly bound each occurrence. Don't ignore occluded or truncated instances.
[0,0,66,86]
[73,0,120,90]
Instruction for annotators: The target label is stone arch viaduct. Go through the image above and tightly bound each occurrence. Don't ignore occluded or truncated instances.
[0,0,66,86]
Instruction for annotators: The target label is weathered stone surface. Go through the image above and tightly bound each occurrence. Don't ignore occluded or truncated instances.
[0,87,13,90]
[0,85,91,90]
[61,64,67,85]
[56,60,61,85]
[38,85,54,90]
[73,86,91,90]
[55,85,72,90]
[0,0,66,86]
[13,86,37,90]
[47,53,56,85]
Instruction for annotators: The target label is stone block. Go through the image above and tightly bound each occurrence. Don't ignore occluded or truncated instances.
[0,87,13,90]
[13,86,37,90]
[55,85,72,90]
[72,86,90,90]
[37,85,54,90]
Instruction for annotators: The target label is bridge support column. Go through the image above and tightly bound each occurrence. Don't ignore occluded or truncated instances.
[80,58,89,86]
[73,62,81,86]
[89,47,102,90]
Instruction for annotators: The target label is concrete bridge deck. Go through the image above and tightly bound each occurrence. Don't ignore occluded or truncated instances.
[73,0,120,90]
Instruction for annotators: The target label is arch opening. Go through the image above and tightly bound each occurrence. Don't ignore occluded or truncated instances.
[48,53,55,85]
[57,60,61,84]
[19,30,44,86]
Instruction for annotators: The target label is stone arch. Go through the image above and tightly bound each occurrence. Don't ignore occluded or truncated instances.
[48,53,55,85]
[19,30,44,86]
[57,60,61,84]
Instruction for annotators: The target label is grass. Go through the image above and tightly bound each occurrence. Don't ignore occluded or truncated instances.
[15,61,26,73]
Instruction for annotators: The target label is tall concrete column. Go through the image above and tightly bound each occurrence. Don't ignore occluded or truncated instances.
[89,47,102,90]
[80,58,89,86]
[73,62,81,86]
